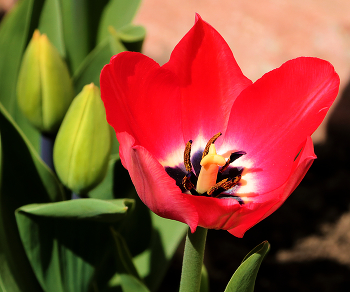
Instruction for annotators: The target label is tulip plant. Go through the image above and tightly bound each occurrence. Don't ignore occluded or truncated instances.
[0,1,340,292]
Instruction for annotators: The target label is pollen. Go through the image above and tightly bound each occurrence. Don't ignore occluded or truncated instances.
[181,132,246,199]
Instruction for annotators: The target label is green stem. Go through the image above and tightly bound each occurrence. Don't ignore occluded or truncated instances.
[179,226,208,292]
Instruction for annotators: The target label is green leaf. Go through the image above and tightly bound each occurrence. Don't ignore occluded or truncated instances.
[60,0,116,73]
[73,36,126,93]
[0,102,64,202]
[0,0,40,150]
[134,213,188,292]
[0,100,66,291]
[120,274,150,292]
[107,274,150,292]
[117,191,152,257]
[224,241,270,292]
[97,0,141,43]
[200,265,210,292]
[37,0,65,57]
[60,0,90,73]
[18,198,133,222]
[0,254,23,292]
[15,198,133,292]
[92,159,153,256]
[89,155,119,200]
[118,24,145,53]
[111,229,140,279]
[108,24,144,53]
[117,24,145,43]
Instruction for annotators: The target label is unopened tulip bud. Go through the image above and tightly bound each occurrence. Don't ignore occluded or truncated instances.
[53,83,112,195]
[17,30,74,133]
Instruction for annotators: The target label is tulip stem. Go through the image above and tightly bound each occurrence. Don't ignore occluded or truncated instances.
[179,226,208,292]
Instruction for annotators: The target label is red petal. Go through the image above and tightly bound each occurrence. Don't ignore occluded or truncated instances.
[227,136,316,237]
[182,137,315,237]
[117,132,199,232]
[100,52,184,161]
[163,15,252,143]
[223,57,339,194]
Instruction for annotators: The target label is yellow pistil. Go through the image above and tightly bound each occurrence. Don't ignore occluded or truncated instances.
[196,144,226,194]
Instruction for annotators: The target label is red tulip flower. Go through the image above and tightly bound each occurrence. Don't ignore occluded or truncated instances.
[100,15,339,237]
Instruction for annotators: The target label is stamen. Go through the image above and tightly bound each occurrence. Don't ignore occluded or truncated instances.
[184,140,193,172]
[202,132,222,159]
[180,132,245,200]
[207,178,229,196]
[220,151,247,173]
[182,173,194,190]
[207,175,242,197]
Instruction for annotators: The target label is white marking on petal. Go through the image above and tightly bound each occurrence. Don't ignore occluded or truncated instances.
[218,142,259,197]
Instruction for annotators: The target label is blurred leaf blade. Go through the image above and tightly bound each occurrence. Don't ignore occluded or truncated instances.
[73,36,126,93]
[18,198,133,222]
[97,0,141,43]
[224,241,270,292]
[90,155,119,200]
[200,265,210,292]
[134,213,187,292]
[37,0,65,57]
[60,0,90,73]
[0,103,64,202]
[0,0,32,112]
[0,100,66,292]
[120,274,150,292]
[0,0,41,150]
[111,229,140,279]
[15,198,133,292]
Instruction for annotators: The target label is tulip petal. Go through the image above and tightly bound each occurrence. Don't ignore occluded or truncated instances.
[117,132,199,232]
[100,52,184,161]
[163,15,252,143]
[223,57,339,194]
[183,137,315,236]
[227,136,316,237]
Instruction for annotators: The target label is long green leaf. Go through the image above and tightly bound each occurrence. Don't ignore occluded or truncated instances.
[38,0,65,57]
[18,198,133,222]
[89,154,119,200]
[60,0,111,73]
[120,274,150,292]
[134,213,188,292]
[0,103,64,202]
[224,241,270,292]
[0,254,22,292]
[73,36,126,93]
[60,0,90,73]
[107,274,150,292]
[0,100,66,292]
[15,198,133,292]
[91,158,153,256]
[0,0,41,150]
[111,229,140,279]
[200,265,210,292]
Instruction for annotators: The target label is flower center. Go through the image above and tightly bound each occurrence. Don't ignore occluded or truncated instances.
[182,132,246,198]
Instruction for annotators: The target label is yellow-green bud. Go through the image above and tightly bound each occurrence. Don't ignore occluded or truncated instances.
[17,30,74,133]
[53,83,112,195]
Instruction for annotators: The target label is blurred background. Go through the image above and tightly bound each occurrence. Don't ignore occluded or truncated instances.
[2,0,350,291]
